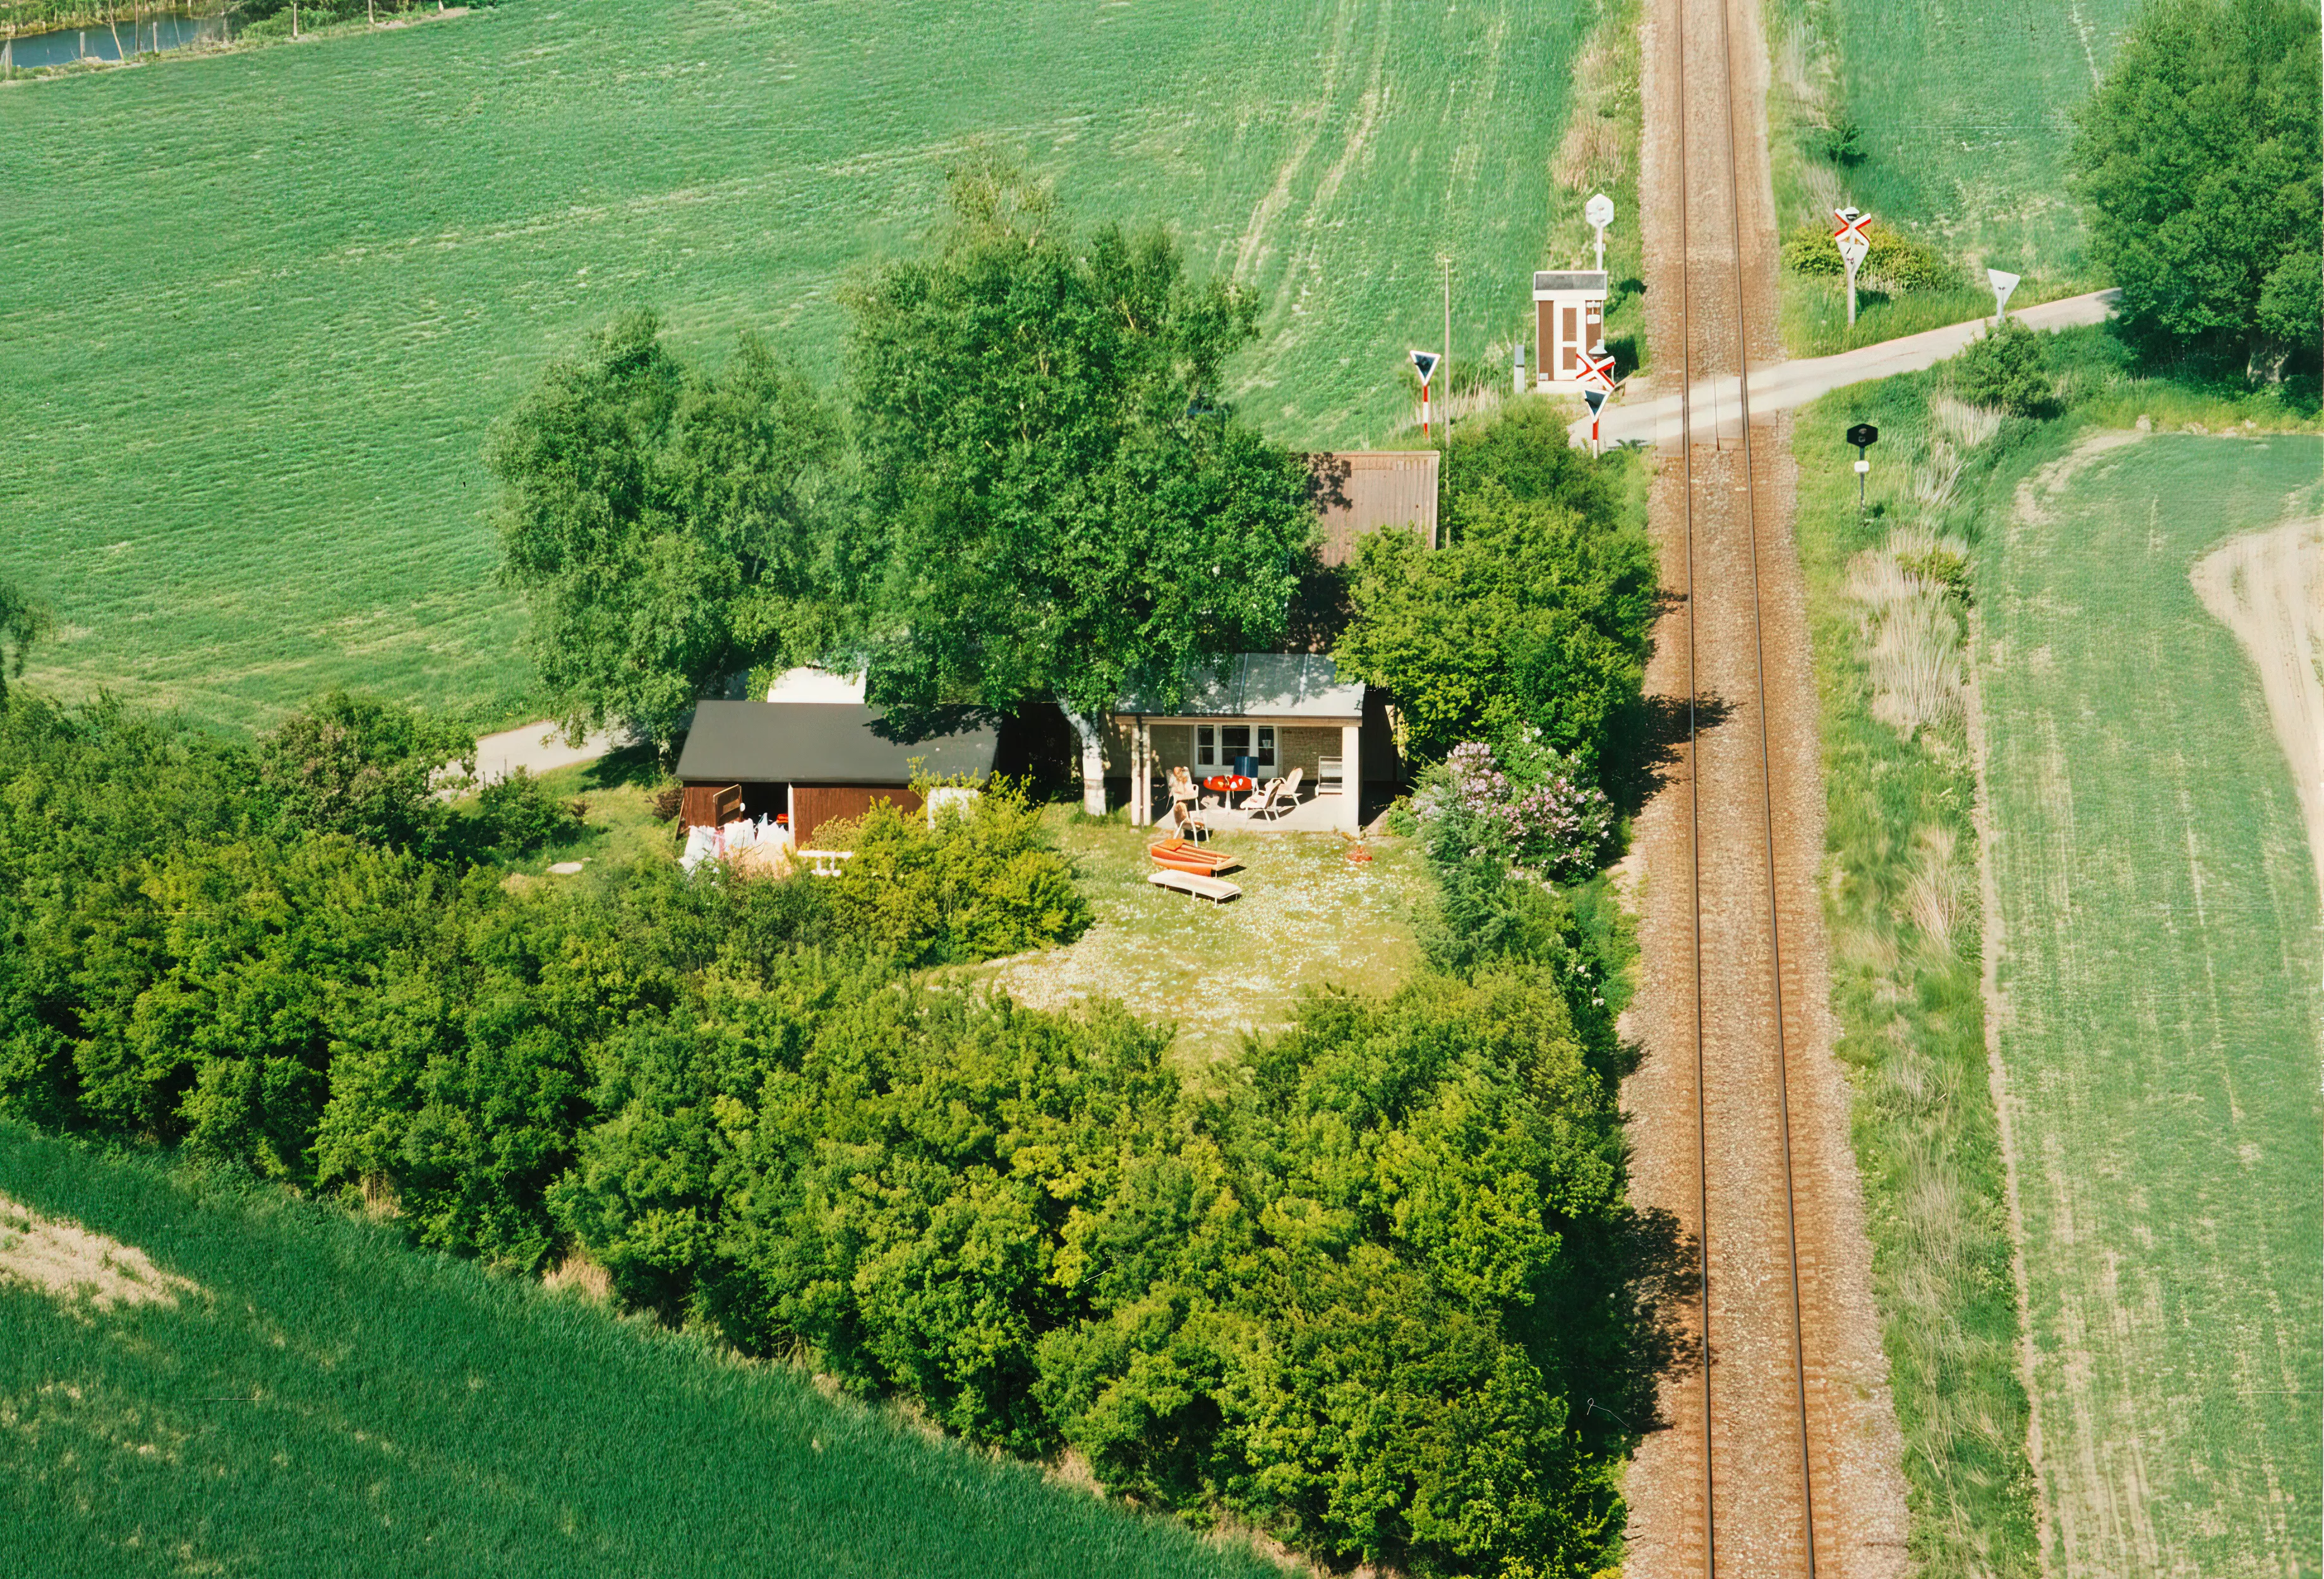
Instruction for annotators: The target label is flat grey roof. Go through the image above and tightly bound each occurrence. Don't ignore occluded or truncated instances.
[1115,654,1364,722]
[675,701,999,785]
[1533,270,1609,294]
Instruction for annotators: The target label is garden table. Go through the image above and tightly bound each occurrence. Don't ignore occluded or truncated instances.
[1203,775,1255,796]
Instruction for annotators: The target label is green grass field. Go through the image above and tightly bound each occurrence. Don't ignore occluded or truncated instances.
[0,0,1587,734]
[1981,432,2324,1576]
[1767,0,2141,276]
[0,1122,1291,1578]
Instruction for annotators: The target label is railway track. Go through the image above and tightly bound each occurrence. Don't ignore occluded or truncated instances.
[1618,0,1912,1573]
[1671,0,1814,1568]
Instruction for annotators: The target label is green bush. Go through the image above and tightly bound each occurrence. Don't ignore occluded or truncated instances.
[819,783,1090,965]
[258,689,471,854]
[1952,319,2051,416]
[474,766,579,857]
[1781,219,1963,292]
[546,964,1682,1578]
[0,687,1682,1576]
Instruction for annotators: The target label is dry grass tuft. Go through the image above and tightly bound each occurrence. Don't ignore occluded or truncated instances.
[1903,823,1965,948]
[1846,534,1968,739]
[1930,394,2004,450]
[0,1192,202,1312]
[543,1252,612,1302]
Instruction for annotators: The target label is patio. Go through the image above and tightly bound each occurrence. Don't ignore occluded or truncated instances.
[1153,783,1356,834]
[1112,653,1377,835]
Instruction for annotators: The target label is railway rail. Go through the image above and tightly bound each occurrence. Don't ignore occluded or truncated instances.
[1655,0,1822,1571]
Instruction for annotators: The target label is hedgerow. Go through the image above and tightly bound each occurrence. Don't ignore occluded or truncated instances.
[0,685,1685,1578]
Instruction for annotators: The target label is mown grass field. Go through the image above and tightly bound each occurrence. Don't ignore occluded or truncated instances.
[0,0,1587,735]
[969,814,1434,1065]
[0,1122,1291,1578]
[1980,432,2324,1576]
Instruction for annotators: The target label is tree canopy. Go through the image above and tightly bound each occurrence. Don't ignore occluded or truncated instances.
[486,313,841,745]
[0,583,51,709]
[1335,406,1655,773]
[846,165,1320,803]
[2069,0,2321,372]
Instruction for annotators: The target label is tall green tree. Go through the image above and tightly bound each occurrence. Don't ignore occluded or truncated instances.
[2069,0,2321,373]
[1335,402,1655,773]
[846,164,1320,811]
[486,313,841,746]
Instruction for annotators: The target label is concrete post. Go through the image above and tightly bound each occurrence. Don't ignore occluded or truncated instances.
[1339,723,1362,833]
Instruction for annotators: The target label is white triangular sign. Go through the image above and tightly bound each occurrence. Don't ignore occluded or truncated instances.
[1409,349,1439,385]
[1987,268,2021,317]
[1833,207,1870,272]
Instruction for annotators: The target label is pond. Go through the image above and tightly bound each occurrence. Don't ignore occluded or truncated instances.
[3,11,231,69]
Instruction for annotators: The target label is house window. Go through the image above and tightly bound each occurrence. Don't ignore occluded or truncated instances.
[1196,725,1216,767]
[1222,725,1250,766]
[1256,726,1277,768]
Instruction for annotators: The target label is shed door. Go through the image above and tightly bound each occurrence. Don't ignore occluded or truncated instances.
[1534,300,1552,382]
[1561,306,1579,371]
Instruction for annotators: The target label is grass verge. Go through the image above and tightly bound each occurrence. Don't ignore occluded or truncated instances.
[0,1121,1292,1579]
[1792,370,2041,1576]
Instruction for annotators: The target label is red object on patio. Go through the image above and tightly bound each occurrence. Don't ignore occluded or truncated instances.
[1203,775,1256,795]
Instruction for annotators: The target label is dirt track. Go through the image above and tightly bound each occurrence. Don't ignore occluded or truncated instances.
[1615,0,1911,1571]
[2191,514,2324,907]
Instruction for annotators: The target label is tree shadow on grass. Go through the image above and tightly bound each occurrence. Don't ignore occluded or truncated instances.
[575,741,665,792]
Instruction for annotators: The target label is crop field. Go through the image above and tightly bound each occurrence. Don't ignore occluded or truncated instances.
[0,0,1589,734]
[1767,0,2141,276]
[0,1123,1291,1578]
[1980,433,2324,1576]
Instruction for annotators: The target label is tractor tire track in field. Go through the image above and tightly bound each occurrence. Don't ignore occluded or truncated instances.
[1615,0,1911,1571]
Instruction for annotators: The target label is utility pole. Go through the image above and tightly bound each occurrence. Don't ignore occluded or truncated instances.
[1441,258,1451,435]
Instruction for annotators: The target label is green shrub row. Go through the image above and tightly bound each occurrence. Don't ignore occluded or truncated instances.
[0,686,1680,1577]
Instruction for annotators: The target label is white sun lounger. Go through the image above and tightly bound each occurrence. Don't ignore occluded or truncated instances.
[1147,868,1241,904]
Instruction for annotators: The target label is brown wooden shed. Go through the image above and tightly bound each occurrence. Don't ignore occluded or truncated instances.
[675,702,1001,849]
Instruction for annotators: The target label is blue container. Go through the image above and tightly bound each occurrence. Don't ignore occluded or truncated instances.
[1232,754,1258,778]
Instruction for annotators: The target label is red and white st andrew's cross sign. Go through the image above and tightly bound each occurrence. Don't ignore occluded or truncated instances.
[1832,207,1870,273]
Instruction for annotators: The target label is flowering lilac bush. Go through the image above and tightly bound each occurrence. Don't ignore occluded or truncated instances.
[1411,732,1613,886]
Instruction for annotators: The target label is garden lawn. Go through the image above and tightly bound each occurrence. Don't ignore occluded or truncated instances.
[1982,432,2324,1577]
[0,0,1586,734]
[966,813,1432,1065]
[0,1122,1290,1579]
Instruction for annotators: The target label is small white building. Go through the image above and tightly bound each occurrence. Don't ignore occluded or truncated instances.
[1532,269,1610,393]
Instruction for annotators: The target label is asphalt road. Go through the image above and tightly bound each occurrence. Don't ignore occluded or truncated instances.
[1580,287,2120,449]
